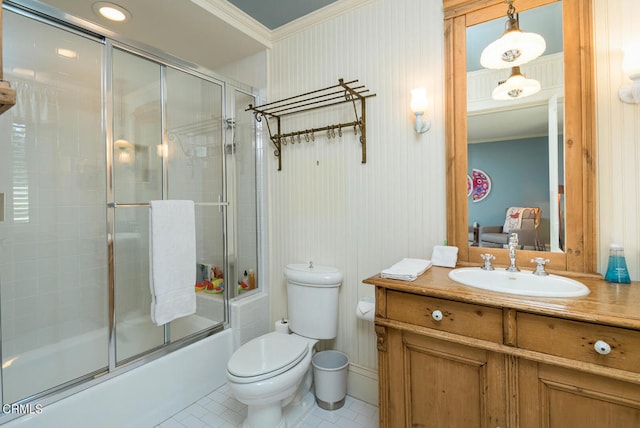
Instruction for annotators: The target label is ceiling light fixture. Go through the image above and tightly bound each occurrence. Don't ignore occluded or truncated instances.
[480,0,546,70]
[93,2,131,22]
[492,66,541,101]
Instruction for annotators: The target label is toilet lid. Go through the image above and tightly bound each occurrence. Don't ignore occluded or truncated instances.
[228,332,309,380]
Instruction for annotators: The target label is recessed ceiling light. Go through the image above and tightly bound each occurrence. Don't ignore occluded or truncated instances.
[92,2,131,22]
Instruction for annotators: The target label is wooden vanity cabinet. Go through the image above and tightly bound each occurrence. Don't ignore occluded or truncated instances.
[377,290,509,427]
[518,360,640,427]
[370,271,640,428]
[516,314,640,428]
[381,327,507,427]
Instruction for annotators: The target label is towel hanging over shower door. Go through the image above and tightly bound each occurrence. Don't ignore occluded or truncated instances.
[148,200,197,325]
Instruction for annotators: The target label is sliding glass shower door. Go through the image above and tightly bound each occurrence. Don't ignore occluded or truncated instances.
[111,49,226,362]
[111,48,165,361]
[1,5,238,406]
[0,10,108,403]
[163,67,226,342]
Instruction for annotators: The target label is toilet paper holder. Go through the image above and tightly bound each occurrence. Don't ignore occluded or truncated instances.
[356,296,375,322]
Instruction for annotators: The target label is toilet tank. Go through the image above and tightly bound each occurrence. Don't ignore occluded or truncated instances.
[284,263,342,340]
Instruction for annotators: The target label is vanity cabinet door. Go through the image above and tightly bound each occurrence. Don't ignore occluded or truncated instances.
[381,327,507,428]
[518,359,640,427]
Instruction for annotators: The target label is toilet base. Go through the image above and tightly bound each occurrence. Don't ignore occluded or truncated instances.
[283,390,315,427]
[243,402,287,428]
[240,388,315,428]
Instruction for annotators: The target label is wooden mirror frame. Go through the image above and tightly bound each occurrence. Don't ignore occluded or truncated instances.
[444,0,596,273]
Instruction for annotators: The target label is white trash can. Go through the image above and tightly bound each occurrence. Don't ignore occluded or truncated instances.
[312,350,349,410]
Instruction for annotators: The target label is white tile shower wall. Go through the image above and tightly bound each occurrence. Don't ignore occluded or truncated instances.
[0,85,107,357]
[267,0,446,403]
[229,291,269,350]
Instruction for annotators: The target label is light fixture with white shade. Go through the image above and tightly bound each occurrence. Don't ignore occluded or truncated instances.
[619,46,640,104]
[410,88,431,133]
[480,0,546,70]
[492,66,541,101]
[115,139,134,164]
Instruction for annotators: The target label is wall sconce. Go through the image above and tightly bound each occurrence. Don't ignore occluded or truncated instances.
[619,47,640,104]
[157,143,169,158]
[410,88,431,133]
[492,66,541,100]
[115,138,134,164]
[480,0,546,70]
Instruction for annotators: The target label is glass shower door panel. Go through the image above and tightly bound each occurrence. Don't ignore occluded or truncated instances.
[165,68,225,340]
[0,11,107,403]
[112,49,164,362]
[113,207,163,361]
[112,48,162,204]
[233,90,258,294]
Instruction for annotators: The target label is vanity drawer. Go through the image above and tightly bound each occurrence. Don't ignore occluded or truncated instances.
[517,312,640,373]
[386,290,503,343]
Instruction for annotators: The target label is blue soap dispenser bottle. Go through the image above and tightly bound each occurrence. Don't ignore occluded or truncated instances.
[604,244,631,284]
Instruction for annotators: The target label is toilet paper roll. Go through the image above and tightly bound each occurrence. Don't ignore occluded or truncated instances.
[356,296,375,322]
[274,318,290,334]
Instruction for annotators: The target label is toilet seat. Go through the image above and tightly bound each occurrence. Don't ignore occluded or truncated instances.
[227,332,309,383]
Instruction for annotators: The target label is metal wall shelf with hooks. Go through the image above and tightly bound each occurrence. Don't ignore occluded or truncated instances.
[246,78,376,171]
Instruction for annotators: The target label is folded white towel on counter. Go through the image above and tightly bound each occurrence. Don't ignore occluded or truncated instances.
[431,245,459,268]
[381,258,432,281]
[149,200,197,326]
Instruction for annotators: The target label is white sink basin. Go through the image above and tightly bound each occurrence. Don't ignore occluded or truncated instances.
[448,267,590,298]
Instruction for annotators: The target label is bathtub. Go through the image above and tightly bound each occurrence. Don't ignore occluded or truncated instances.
[1,325,233,427]
[2,326,110,405]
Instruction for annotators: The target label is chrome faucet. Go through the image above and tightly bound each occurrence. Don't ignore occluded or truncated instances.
[507,233,520,272]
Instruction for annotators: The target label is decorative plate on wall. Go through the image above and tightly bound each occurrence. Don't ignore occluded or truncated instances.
[471,168,491,202]
[467,174,472,197]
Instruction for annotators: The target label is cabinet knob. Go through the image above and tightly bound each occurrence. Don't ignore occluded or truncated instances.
[594,340,611,355]
[432,310,443,321]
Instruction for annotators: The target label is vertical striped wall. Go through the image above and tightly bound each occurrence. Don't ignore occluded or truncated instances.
[594,0,640,279]
[260,0,640,402]
[266,0,446,384]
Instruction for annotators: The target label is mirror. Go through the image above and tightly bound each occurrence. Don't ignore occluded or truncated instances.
[467,2,564,253]
[444,0,596,273]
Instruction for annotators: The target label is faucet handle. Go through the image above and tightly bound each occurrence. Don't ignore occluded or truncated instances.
[480,253,496,271]
[531,257,550,276]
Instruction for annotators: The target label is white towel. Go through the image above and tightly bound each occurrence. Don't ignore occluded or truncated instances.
[149,200,197,326]
[381,258,432,281]
[431,245,459,268]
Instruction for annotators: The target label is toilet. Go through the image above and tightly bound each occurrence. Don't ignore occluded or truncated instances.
[226,262,342,428]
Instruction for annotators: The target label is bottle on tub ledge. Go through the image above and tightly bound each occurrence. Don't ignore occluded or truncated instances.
[238,270,249,293]
[238,269,257,293]
[248,269,256,290]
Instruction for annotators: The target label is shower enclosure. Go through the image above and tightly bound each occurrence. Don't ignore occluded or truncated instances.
[0,3,259,413]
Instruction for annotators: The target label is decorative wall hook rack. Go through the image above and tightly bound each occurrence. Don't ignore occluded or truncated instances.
[246,78,376,170]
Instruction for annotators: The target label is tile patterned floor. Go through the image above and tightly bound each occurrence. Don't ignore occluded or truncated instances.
[156,383,379,428]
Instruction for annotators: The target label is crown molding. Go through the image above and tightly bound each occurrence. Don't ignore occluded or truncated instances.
[190,0,273,49]
[191,0,374,49]
[272,0,375,41]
